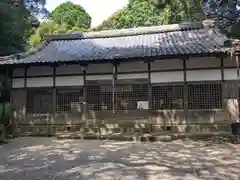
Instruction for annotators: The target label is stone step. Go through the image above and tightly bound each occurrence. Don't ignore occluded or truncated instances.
[56,131,236,143]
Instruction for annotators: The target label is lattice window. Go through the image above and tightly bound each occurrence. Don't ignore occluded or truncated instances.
[116,83,148,110]
[188,83,222,109]
[152,84,184,110]
[223,81,238,99]
[27,89,53,113]
[56,88,84,112]
[86,84,113,111]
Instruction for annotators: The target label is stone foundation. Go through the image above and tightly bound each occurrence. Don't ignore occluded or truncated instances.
[11,89,239,136]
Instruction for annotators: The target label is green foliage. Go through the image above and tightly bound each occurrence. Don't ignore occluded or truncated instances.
[28,1,91,48]
[51,1,91,29]
[229,23,240,39]
[96,0,198,30]
[0,0,44,56]
[28,21,89,48]
[0,0,32,55]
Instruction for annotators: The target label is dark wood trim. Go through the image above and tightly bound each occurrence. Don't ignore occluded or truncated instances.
[183,59,188,127]
[12,66,234,79]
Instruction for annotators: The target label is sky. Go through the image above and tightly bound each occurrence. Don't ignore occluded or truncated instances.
[45,0,129,27]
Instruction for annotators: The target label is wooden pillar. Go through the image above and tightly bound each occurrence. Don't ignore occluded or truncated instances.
[147,60,152,133]
[82,65,88,121]
[148,61,152,111]
[236,53,240,121]
[8,66,14,126]
[24,66,28,123]
[220,58,224,111]
[183,58,188,128]
[112,63,117,115]
[52,65,56,128]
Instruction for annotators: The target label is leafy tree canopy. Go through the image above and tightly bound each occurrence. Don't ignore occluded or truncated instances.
[28,21,89,48]
[51,1,91,29]
[154,0,240,38]
[0,0,47,56]
[29,2,91,48]
[96,0,198,30]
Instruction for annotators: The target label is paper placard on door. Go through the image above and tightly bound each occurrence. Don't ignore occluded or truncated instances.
[137,101,149,110]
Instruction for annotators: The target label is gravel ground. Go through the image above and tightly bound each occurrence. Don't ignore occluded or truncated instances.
[0,138,239,180]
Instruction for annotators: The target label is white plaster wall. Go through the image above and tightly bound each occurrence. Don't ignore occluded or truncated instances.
[27,66,53,76]
[118,73,148,80]
[87,63,113,74]
[12,78,24,88]
[224,57,236,67]
[56,76,83,86]
[56,64,82,75]
[186,57,220,68]
[224,69,237,80]
[151,59,183,71]
[86,74,112,80]
[151,71,183,83]
[27,77,53,87]
[187,70,221,81]
[100,85,133,92]
[118,62,147,73]
[13,68,24,77]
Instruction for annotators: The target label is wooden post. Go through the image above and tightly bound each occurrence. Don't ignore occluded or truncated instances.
[24,66,28,123]
[112,63,117,115]
[220,58,224,111]
[236,54,240,121]
[82,65,87,122]
[148,61,152,111]
[147,60,152,133]
[52,65,56,136]
[183,58,188,130]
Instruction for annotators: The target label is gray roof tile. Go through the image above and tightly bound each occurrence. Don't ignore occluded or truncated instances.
[0,22,227,65]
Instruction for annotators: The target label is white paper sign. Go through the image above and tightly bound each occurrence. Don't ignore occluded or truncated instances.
[137,101,149,110]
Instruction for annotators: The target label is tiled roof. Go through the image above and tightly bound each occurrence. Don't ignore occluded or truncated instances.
[0,22,228,65]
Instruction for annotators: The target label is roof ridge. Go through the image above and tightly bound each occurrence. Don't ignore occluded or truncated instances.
[45,21,204,41]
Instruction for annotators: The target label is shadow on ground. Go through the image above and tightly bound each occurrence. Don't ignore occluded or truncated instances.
[0,138,239,180]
